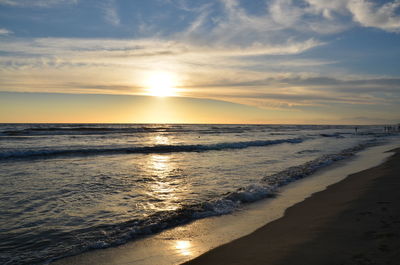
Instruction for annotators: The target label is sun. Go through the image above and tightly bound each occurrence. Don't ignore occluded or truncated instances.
[144,71,178,97]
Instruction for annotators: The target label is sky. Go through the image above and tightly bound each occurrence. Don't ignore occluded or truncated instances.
[0,0,400,124]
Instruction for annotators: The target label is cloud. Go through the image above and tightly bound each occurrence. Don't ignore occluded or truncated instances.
[0,34,397,109]
[263,0,400,34]
[178,72,400,110]
[172,0,397,50]
[0,28,12,35]
[0,36,327,102]
[101,0,120,26]
[0,36,322,62]
[0,0,78,7]
[0,0,399,122]
[348,0,400,32]
[224,92,383,105]
[173,0,319,49]
[0,36,398,115]
[269,0,306,27]
[304,0,349,16]
[305,0,400,33]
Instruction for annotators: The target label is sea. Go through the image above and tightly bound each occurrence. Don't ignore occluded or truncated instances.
[0,123,398,264]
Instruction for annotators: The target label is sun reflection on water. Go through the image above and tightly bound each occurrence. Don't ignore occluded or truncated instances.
[151,154,171,172]
[154,134,170,145]
[143,133,193,212]
[147,154,180,211]
[148,133,174,174]
[175,240,192,256]
[145,133,180,211]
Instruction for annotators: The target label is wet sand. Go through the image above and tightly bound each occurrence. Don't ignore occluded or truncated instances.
[183,148,400,265]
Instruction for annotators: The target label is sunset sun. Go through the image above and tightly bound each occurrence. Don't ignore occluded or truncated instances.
[145,71,178,97]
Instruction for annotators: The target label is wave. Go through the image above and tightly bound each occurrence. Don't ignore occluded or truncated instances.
[200,140,378,213]
[319,133,345,138]
[0,138,304,160]
[0,139,380,265]
[2,126,174,136]
[2,124,377,137]
[0,125,264,136]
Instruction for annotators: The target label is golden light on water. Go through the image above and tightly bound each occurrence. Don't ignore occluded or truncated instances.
[151,135,171,172]
[146,134,181,211]
[147,153,180,211]
[154,134,170,145]
[144,71,179,97]
[151,154,170,172]
[175,240,192,256]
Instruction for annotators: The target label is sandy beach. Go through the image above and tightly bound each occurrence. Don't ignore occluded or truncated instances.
[183,148,400,265]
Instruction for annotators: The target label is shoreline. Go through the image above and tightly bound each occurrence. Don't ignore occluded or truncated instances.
[182,148,400,265]
[51,142,399,265]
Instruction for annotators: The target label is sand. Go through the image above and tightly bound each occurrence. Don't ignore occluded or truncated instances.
[183,148,400,265]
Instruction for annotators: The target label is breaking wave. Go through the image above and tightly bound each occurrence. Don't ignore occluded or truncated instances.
[0,138,304,160]
[1,140,379,265]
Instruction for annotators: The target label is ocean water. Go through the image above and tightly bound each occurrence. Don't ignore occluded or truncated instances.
[0,124,396,264]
